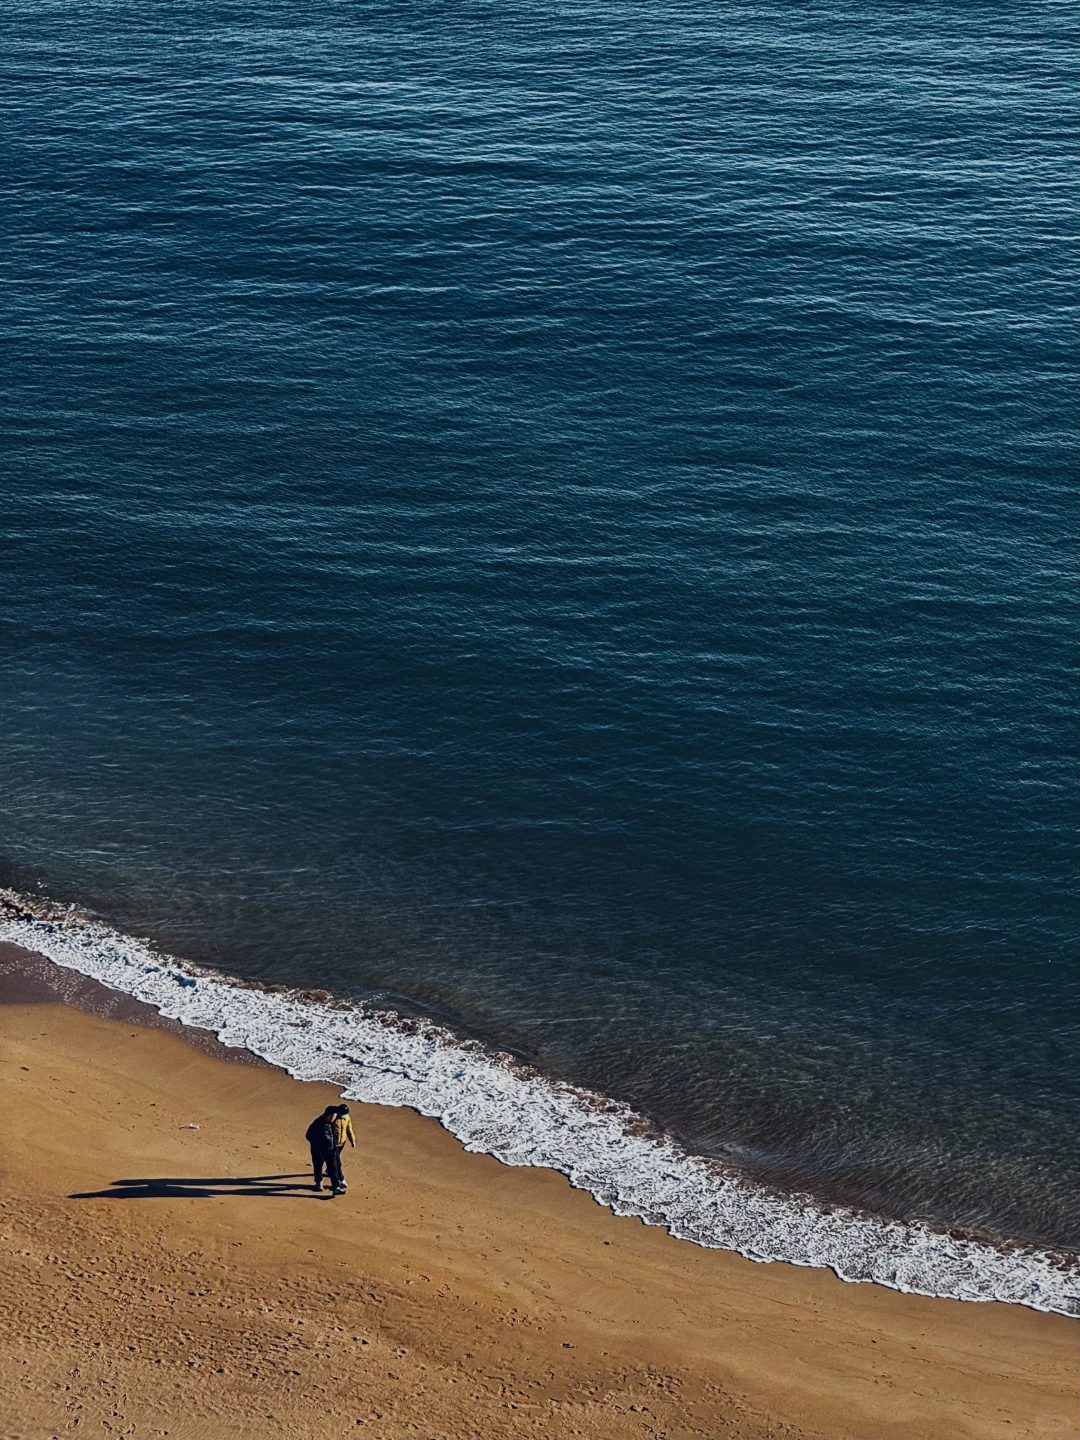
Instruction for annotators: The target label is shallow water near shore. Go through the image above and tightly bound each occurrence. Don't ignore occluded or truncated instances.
[2,0,1077,1298]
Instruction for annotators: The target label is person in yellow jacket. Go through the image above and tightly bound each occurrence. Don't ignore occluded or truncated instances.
[330,1105,356,1194]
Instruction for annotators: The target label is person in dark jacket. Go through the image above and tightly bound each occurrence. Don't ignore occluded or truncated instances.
[304,1106,340,1191]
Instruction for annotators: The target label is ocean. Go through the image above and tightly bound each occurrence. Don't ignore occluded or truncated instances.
[2,0,1077,1311]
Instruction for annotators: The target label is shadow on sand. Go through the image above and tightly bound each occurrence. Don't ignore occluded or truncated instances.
[70,1173,327,1200]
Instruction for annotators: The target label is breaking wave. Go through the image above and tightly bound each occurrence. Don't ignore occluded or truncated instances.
[2,888,1076,1317]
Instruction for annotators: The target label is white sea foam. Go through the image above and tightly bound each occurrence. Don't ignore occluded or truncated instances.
[2,898,1077,1317]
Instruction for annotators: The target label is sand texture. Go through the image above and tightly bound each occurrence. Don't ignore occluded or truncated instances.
[0,985,1076,1440]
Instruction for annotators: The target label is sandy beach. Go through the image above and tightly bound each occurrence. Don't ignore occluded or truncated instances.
[1,947,1076,1440]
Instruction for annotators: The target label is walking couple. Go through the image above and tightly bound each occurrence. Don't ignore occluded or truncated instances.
[305,1103,355,1195]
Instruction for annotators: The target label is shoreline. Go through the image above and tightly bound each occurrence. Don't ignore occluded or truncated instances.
[2,949,1078,1439]
[1,889,1078,1322]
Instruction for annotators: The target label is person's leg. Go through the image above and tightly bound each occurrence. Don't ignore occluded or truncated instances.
[335,1145,348,1190]
[310,1145,326,1188]
[328,1146,344,1191]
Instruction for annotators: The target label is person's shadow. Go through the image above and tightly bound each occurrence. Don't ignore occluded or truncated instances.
[70,1173,326,1200]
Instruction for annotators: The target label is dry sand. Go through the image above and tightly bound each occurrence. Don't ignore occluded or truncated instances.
[0,950,1076,1440]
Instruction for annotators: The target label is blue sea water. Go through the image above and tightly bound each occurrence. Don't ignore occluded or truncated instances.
[2,0,1077,1259]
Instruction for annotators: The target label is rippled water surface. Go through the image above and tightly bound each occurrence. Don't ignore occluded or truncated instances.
[2,0,1077,1252]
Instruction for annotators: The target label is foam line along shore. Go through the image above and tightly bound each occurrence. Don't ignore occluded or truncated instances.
[2,887,1076,1319]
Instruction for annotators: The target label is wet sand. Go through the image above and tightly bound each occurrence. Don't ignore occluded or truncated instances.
[0,951,1076,1440]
